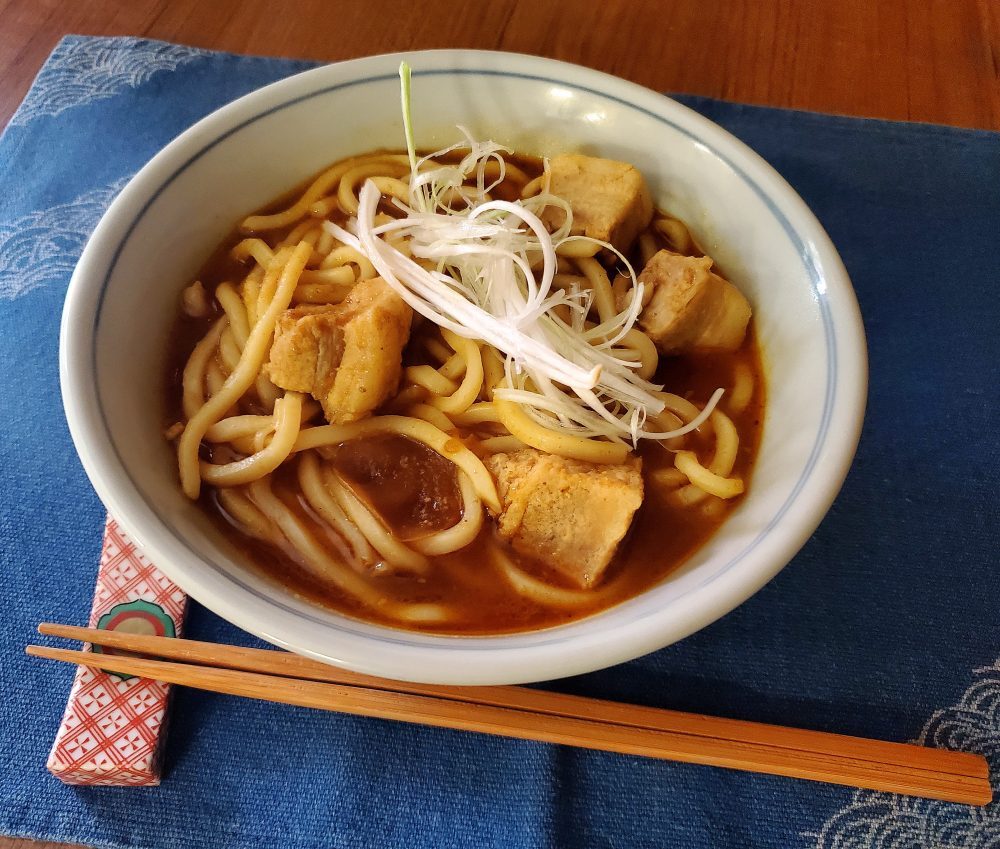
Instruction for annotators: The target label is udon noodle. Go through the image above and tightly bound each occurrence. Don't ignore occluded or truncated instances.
[167,129,763,634]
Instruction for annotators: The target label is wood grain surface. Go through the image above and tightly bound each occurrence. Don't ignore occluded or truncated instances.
[2,1,997,847]
[2,0,998,132]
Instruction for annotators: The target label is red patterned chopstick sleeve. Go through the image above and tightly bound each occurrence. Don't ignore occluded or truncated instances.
[47,517,188,785]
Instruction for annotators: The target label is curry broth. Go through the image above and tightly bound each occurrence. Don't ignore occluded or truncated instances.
[165,154,765,635]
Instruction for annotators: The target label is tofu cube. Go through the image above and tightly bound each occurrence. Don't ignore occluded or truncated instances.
[486,449,643,589]
[637,250,751,353]
[266,277,412,423]
[541,154,653,254]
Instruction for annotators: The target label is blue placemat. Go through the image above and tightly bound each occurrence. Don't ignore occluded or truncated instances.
[1,35,998,849]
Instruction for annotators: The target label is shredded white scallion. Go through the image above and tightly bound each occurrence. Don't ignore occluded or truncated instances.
[321,64,724,447]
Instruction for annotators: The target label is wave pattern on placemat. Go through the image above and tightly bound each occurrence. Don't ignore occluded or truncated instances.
[805,661,1000,847]
[0,176,131,300]
[8,36,210,127]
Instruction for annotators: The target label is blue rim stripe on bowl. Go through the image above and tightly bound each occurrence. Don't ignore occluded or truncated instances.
[92,68,837,648]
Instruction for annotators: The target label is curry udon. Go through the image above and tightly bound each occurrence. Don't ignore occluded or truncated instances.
[165,130,764,634]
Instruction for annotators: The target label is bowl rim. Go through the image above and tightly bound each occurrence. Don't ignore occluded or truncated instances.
[60,48,868,684]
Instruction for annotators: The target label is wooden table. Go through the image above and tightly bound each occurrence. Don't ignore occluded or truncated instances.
[1,1,996,847]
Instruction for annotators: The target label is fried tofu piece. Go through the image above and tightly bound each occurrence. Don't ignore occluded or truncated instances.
[541,154,653,254]
[266,306,343,395]
[486,449,643,589]
[266,277,412,423]
[637,250,751,354]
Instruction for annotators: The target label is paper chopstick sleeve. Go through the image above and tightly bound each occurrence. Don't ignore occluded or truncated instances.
[46,517,189,786]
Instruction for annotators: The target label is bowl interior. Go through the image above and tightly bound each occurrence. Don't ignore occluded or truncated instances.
[65,52,859,684]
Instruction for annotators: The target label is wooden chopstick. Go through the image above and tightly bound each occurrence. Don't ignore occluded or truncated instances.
[34,624,984,779]
[28,624,992,805]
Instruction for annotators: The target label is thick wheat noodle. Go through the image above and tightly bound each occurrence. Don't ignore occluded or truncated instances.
[216,487,281,543]
[482,347,506,395]
[292,416,500,512]
[437,352,467,382]
[618,328,659,380]
[650,467,689,489]
[556,240,602,258]
[292,282,355,305]
[178,242,310,498]
[406,403,456,433]
[707,410,739,477]
[298,267,356,286]
[385,385,427,412]
[337,161,411,215]
[321,467,429,573]
[279,220,320,250]
[674,410,741,506]
[481,158,531,185]
[208,394,322,444]
[494,393,629,465]
[410,471,484,556]
[654,217,692,253]
[307,197,339,218]
[729,360,754,413]
[644,409,686,449]
[648,410,684,432]
[182,317,225,420]
[639,232,658,265]
[656,392,703,425]
[449,402,502,427]
[555,255,576,274]
[225,436,256,454]
[428,330,484,415]
[200,393,304,487]
[254,374,281,413]
[256,429,273,452]
[423,336,453,364]
[249,476,378,594]
[315,227,335,257]
[492,547,617,608]
[240,154,410,232]
[471,420,513,436]
[574,256,618,322]
[242,267,263,325]
[216,282,250,346]
[297,452,375,565]
[320,245,377,278]
[368,176,411,206]
[611,272,629,308]
[205,358,227,397]
[231,238,274,268]
[674,450,744,499]
[520,174,545,198]
[254,247,293,319]
[405,365,459,396]
[217,329,242,373]
[248,477,449,624]
[205,414,274,442]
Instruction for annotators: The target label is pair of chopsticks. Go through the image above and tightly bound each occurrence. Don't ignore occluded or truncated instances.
[28,623,992,805]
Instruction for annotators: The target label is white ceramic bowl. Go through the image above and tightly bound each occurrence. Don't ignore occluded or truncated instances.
[60,50,866,685]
